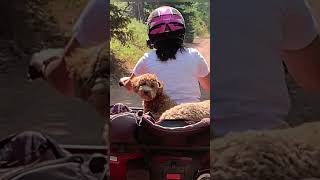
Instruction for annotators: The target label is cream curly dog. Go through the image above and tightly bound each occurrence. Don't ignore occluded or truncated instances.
[211,122,320,180]
[121,73,210,123]
[159,100,210,123]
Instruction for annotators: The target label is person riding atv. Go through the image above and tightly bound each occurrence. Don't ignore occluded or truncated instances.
[120,6,210,104]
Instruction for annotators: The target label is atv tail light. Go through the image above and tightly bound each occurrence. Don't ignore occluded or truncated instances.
[166,173,182,180]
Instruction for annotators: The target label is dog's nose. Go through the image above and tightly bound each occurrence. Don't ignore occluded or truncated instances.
[143,90,149,95]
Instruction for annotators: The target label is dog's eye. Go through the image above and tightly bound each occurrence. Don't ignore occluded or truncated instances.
[140,82,146,86]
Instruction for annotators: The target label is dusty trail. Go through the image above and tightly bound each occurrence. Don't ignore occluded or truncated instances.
[189,37,210,67]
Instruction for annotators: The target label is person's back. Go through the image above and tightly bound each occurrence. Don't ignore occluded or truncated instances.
[213,0,318,136]
[134,47,208,104]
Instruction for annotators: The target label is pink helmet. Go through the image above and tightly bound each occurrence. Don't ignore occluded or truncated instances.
[146,6,185,48]
[147,6,185,35]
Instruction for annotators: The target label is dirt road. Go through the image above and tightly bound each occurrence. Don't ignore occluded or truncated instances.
[189,37,210,67]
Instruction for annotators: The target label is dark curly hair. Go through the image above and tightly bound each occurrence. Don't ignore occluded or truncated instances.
[154,38,186,61]
[149,29,186,61]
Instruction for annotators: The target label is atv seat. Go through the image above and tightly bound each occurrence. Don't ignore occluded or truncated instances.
[110,111,210,148]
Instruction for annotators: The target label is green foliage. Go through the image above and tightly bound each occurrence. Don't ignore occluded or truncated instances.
[172,2,210,39]
[174,2,197,42]
[110,3,133,45]
[195,1,210,31]
[111,19,149,67]
[190,2,210,37]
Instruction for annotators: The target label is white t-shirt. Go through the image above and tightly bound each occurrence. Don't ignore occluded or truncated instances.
[213,0,318,136]
[133,47,210,104]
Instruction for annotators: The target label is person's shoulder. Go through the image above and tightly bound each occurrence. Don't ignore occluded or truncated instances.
[180,47,202,58]
[184,47,198,52]
[182,47,201,55]
[140,50,156,60]
[144,49,157,56]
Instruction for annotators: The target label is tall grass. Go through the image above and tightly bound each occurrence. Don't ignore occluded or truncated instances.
[192,17,210,38]
[111,19,150,69]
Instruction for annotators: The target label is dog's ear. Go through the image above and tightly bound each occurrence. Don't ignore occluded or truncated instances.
[157,80,163,95]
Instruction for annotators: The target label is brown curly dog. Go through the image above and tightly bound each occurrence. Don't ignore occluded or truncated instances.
[128,73,177,120]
